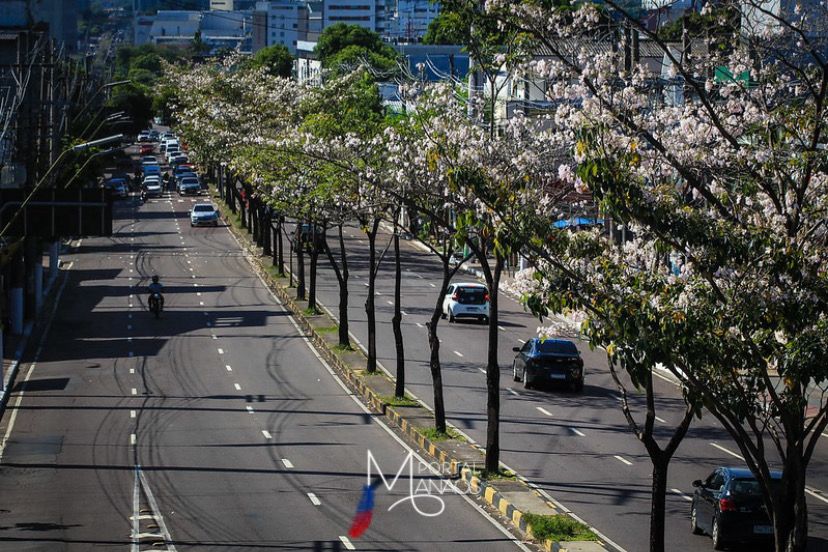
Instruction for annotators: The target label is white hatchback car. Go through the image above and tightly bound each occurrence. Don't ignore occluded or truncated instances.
[442,282,490,324]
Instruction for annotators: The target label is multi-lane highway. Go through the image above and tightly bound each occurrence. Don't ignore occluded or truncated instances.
[294,221,828,552]
[0,168,531,550]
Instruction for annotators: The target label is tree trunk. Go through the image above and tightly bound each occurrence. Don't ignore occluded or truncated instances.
[263,212,272,256]
[295,224,305,300]
[773,451,808,552]
[392,225,405,399]
[425,254,453,434]
[484,254,503,473]
[271,223,277,266]
[650,454,669,552]
[277,216,285,275]
[364,218,380,374]
[308,237,318,314]
[324,224,350,348]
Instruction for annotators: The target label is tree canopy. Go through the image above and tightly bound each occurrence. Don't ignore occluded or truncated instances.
[246,44,294,78]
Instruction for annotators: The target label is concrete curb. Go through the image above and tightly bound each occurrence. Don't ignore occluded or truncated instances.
[214,196,609,552]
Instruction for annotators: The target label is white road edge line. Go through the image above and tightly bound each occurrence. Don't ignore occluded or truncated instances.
[507,388,519,396]
[710,442,744,460]
[670,488,693,502]
[805,487,828,505]
[614,455,633,466]
[453,350,463,357]
[137,467,178,552]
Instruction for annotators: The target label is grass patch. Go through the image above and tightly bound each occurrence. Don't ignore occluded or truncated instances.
[316,325,338,334]
[417,426,465,442]
[303,307,321,316]
[381,395,419,407]
[333,344,354,354]
[523,514,598,543]
[474,468,517,481]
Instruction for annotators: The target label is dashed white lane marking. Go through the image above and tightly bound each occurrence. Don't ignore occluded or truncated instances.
[130,410,136,419]
[225,365,232,372]
[507,388,520,396]
[570,428,586,437]
[806,487,828,505]
[671,488,693,502]
[339,536,355,550]
[537,407,553,416]
[429,283,436,287]
[128,303,134,308]
[234,383,241,391]
[197,292,202,296]
[262,430,272,439]
[518,339,526,344]
[416,322,424,328]
[217,348,224,355]
[130,434,136,446]
[211,334,217,340]
[711,442,744,460]
[609,393,622,401]
[386,300,393,306]
[307,493,321,506]
[614,455,633,466]
[281,458,294,468]
[199,301,204,306]
[131,388,137,395]
[191,275,196,279]
[401,310,408,316]
[498,325,505,331]
[453,350,464,357]
[129,368,135,374]
[655,416,667,423]
[246,406,254,413]
[363,282,369,287]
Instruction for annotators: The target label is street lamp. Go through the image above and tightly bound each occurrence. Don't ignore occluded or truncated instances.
[80,111,129,141]
[70,80,132,126]
[0,134,124,240]
[63,146,125,190]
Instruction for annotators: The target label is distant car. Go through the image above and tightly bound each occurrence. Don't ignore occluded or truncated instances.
[190,203,219,227]
[511,338,584,391]
[142,164,162,179]
[177,176,201,195]
[149,129,160,141]
[173,164,195,178]
[141,156,158,165]
[170,153,189,166]
[139,144,154,155]
[691,467,781,550]
[112,181,129,198]
[142,176,163,198]
[442,282,489,324]
[137,131,151,143]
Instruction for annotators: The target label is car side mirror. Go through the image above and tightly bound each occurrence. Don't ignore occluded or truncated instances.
[692,480,702,488]
[512,347,520,352]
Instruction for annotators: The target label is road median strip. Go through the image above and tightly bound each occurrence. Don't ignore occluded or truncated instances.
[212,192,610,552]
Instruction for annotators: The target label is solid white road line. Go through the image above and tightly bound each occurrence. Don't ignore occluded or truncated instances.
[234,383,242,391]
[710,442,744,460]
[570,428,586,437]
[401,310,408,316]
[478,368,486,374]
[307,493,321,506]
[537,407,553,416]
[614,455,633,466]
[671,488,693,502]
[453,350,464,357]
[281,458,294,468]
[805,487,828,505]
[507,388,520,396]
[262,430,272,439]
[498,325,505,331]
[339,536,355,550]
[130,434,136,446]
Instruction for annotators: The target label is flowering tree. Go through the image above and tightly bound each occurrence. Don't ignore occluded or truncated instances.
[488,1,828,550]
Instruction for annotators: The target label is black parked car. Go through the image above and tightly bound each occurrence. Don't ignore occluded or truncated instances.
[511,338,584,391]
[691,467,780,550]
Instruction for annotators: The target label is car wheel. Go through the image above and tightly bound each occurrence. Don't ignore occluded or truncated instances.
[571,378,584,393]
[483,316,490,325]
[522,367,532,389]
[690,505,703,535]
[449,312,455,323]
[441,308,447,320]
[513,362,520,382]
[711,516,725,550]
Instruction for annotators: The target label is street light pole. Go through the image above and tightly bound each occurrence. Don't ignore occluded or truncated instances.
[70,80,131,126]
[63,147,124,189]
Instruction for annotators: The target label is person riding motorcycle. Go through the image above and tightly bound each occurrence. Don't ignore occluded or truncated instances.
[148,275,164,313]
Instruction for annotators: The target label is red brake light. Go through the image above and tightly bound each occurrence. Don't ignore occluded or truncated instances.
[719,497,737,512]
[484,293,490,302]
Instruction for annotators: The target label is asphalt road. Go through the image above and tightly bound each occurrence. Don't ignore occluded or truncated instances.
[0,169,530,550]
[285,220,828,552]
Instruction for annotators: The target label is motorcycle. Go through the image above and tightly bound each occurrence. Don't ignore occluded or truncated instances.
[148,292,163,319]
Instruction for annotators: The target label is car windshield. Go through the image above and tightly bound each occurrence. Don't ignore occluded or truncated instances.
[537,340,579,355]
[456,287,487,305]
[193,205,214,213]
[182,178,199,185]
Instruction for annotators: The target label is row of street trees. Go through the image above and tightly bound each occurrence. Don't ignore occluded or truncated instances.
[163,1,827,550]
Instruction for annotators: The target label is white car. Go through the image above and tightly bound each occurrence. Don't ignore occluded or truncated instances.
[190,203,219,227]
[142,176,163,197]
[442,282,490,324]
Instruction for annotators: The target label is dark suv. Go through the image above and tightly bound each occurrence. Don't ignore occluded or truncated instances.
[691,467,780,549]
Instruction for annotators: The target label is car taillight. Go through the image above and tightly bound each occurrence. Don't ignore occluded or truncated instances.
[719,497,737,512]
[484,293,490,302]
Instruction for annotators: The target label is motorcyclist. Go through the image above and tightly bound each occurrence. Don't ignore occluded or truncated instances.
[148,275,164,312]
